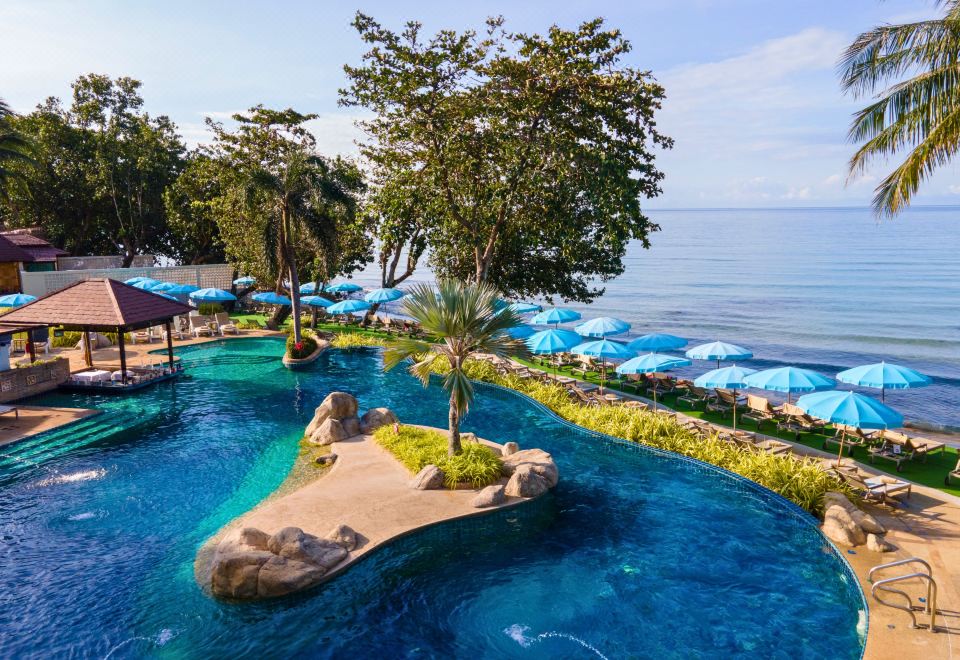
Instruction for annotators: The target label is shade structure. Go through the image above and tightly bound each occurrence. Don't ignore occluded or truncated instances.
[505,324,537,339]
[695,365,758,430]
[526,329,582,354]
[836,361,932,402]
[686,340,753,369]
[123,276,156,286]
[233,276,256,286]
[0,293,37,307]
[364,288,405,304]
[299,282,320,294]
[743,367,835,403]
[189,288,237,303]
[164,284,200,295]
[575,316,631,338]
[325,282,363,294]
[571,339,635,393]
[626,333,687,352]
[149,281,178,292]
[327,299,371,315]
[531,307,581,326]
[132,280,167,291]
[156,292,179,301]
[796,390,904,464]
[300,295,333,308]
[508,302,541,314]
[251,292,291,306]
[617,353,692,409]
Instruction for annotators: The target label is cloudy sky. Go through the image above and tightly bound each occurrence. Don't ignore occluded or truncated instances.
[1,0,955,208]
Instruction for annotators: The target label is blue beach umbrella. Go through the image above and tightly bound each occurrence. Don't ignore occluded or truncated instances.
[743,366,835,403]
[299,282,320,295]
[251,292,291,306]
[190,288,237,303]
[575,316,631,338]
[165,284,200,295]
[505,324,537,340]
[364,288,405,304]
[131,280,164,291]
[571,338,635,393]
[300,295,333,308]
[325,282,363,294]
[327,299,371,315]
[836,361,932,402]
[149,281,178,292]
[617,353,693,408]
[796,390,903,463]
[123,276,155,285]
[686,340,753,369]
[531,307,582,327]
[155,292,179,302]
[508,302,542,314]
[234,276,256,286]
[627,333,688,353]
[695,365,758,430]
[526,328,582,355]
[0,293,36,307]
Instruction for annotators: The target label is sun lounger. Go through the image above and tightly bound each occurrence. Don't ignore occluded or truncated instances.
[742,394,778,429]
[0,404,19,420]
[825,424,879,456]
[215,313,239,335]
[189,316,214,338]
[776,403,827,439]
[946,458,960,486]
[836,469,911,505]
[707,389,740,416]
[678,385,712,409]
[868,440,916,472]
[881,429,946,459]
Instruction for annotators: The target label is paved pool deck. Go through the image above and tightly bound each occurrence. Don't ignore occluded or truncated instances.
[0,405,99,449]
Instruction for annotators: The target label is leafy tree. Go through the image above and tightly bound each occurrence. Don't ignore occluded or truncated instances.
[341,14,671,302]
[367,165,432,291]
[383,280,525,455]
[0,98,34,195]
[209,106,363,342]
[163,151,227,264]
[841,1,960,216]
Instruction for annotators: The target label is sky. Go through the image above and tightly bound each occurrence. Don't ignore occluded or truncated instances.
[1,0,957,209]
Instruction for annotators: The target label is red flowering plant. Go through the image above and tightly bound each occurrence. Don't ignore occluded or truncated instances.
[286,333,318,359]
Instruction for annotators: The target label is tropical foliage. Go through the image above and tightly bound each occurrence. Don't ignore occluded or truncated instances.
[383,280,526,456]
[841,1,960,216]
[373,424,503,489]
[330,332,386,349]
[286,332,318,359]
[0,98,33,194]
[341,14,672,302]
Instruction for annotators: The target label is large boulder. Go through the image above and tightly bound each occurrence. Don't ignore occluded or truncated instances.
[211,550,273,599]
[268,527,347,568]
[326,524,358,551]
[823,503,867,546]
[502,441,519,456]
[309,418,350,446]
[304,392,359,437]
[360,407,398,434]
[504,465,550,498]
[341,416,361,438]
[257,556,326,599]
[472,484,506,508]
[867,533,895,553]
[501,449,558,488]
[410,464,444,490]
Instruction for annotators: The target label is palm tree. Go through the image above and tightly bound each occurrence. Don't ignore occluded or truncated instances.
[0,98,33,193]
[840,1,960,216]
[242,149,356,343]
[384,280,527,456]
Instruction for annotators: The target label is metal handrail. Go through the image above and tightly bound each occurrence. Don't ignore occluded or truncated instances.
[871,573,938,632]
[868,557,933,584]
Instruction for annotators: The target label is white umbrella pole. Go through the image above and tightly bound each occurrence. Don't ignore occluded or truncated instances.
[733,388,737,431]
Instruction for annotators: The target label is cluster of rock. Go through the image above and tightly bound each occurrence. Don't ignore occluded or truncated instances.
[821,492,894,552]
[304,392,398,446]
[210,524,358,599]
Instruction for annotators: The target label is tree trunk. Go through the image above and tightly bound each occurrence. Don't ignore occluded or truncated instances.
[288,264,302,343]
[448,395,462,457]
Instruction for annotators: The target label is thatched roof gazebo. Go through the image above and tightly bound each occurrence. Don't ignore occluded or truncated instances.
[0,279,192,385]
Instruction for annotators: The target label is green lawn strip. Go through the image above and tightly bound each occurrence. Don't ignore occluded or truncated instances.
[514,356,960,497]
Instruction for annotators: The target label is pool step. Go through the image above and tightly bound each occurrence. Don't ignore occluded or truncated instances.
[179,354,278,369]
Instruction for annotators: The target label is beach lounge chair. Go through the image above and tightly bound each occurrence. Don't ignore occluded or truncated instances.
[825,424,879,456]
[742,394,777,430]
[570,385,599,406]
[189,316,213,338]
[776,403,827,439]
[215,313,239,335]
[837,469,911,505]
[706,389,739,416]
[946,458,960,486]
[570,357,598,378]
[0,404,19,420]
[881,429,946,459]
[867,440,915,472]
[678,385,712,409]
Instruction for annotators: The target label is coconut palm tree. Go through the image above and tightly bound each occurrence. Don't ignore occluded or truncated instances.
[383,280,527,456]
[0,98,33,193]
[841,1,960,216]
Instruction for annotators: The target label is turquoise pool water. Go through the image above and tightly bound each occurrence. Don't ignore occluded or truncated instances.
[0,338,866,658]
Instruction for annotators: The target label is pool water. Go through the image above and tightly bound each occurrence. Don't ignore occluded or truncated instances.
[0,338,866,658]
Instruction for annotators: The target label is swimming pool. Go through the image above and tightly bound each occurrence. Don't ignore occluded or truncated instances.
[0,338,866,658]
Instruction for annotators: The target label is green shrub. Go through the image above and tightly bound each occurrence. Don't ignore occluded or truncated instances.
[330,332,386,349]
[456,359,851,515]
[285,332,318,359]
[373,424,502,489]
[198,303,225,316]
[51,330,82,348]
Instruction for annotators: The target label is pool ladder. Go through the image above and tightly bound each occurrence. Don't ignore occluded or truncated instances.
[868,558,939,632]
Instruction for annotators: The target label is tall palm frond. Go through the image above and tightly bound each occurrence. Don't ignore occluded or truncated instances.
[840,2,960,216]
[383,279,527,455]
[0,97,35,191]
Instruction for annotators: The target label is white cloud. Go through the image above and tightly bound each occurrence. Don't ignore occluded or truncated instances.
[948,184,960,195]
[822,173,843,186]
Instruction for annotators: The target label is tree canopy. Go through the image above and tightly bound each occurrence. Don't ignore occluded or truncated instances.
[341,13,671,302]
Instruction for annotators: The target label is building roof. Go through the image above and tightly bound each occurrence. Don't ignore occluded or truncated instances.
[0,278,193,330]
[0,235,35,263]
[0,232,68,262]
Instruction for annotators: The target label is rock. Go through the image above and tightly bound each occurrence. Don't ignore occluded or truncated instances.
[461,432,477,443]
[410,464,444,490]
[341,416,361,438]
[326,524,358,551]
[472,484,506,508]
[851,509,886,535]
[867,533,895,553]
[235,527,271,551]
[502,441,519,456]
[823,503,867,546]
[315,453,337,466]
[308,418,349,446]
[821,518,862,547]
[304,409,331,438]
[304,392,359,437]
[504,465,550,498]
[210,550,273,599]
[501,448,558,488]
[256,556,326,599]
[359,407,398,433]
[268,527,346,569]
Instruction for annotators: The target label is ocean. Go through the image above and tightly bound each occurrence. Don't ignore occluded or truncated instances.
[348,206,960,432]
